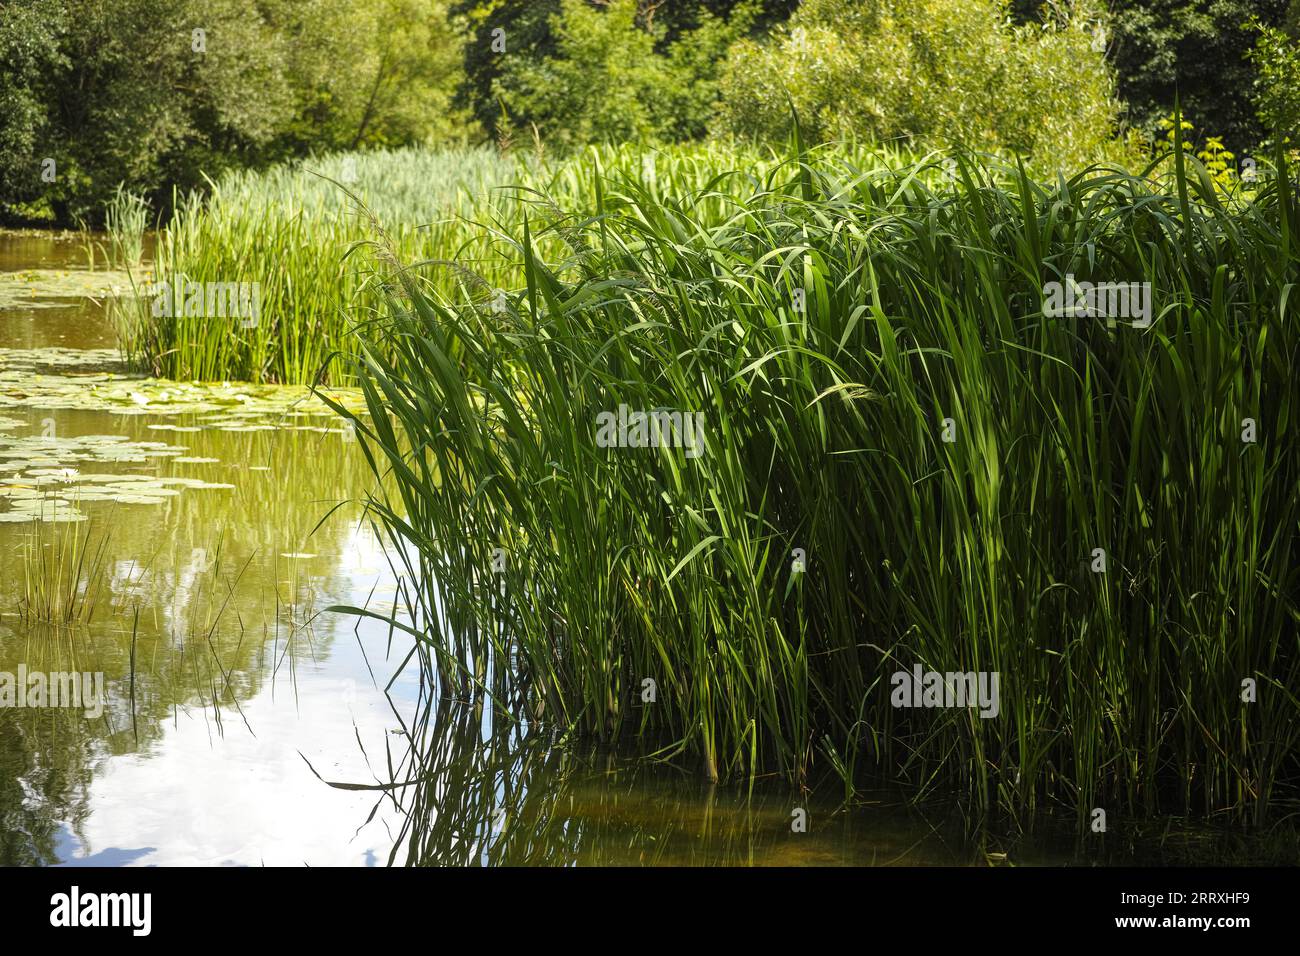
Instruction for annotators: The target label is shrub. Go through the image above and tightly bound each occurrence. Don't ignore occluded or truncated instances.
[492,0,753,150]
[1249,22,1300,149]
[714,0,1121,171]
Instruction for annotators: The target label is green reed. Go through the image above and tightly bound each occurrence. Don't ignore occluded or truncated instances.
[105,184,149,270]
[108,142,823,385]
[328,130,1300,829]
[12,520,113,627]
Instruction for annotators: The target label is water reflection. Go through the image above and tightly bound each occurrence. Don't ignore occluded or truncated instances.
[360,693,974,866]
[0,411,415,865]
[349,682,1300,866]
[0,228,414,865]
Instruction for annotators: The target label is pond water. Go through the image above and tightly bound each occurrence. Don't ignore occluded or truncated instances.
[0,231,1286,867]
[0,231,423,866]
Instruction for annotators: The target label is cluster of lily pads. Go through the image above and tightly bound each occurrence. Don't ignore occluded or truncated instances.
[0,269,134,310]
[0,271,367,522]
[0,347,365,429]
[0,433,236,522]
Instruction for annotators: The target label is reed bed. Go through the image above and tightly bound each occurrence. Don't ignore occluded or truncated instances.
[110,142,787,384]
[105,184,149,270]
[330,135,1300,828]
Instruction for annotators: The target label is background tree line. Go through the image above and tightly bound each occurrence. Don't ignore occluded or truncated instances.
[2,0,1299,224]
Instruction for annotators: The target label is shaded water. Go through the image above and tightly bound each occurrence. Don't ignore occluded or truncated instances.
[0,230,1287,867]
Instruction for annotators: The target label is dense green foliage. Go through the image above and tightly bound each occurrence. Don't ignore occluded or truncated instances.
[452,0,798,142]
[0,0,467,222]
[110,141,784,383]
[492,0,752,148]
[1250,21,1300,149]
[7,0,1300,224]
[714,0,1119,170]
[111,146,518,383]
[326,140,1299,823]
[1106,0,1292,149]
[10,0,1300,833]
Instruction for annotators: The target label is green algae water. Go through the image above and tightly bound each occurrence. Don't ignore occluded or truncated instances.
[0,230,1291,868]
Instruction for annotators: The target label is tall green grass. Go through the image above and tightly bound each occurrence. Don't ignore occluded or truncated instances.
[110,142,793,384]
[330,138,1300,828]
[14,520,112,627]
[105,184,149,270]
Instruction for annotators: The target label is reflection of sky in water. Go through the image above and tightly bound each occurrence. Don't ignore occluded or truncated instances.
[0,233,426,868]
[61,658,408,867]
[56,545,421,868]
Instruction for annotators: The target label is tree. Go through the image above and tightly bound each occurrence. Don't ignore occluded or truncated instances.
[490,0,762,148]
[715,0,1120,171]
[0,0,471,224]
[451,0,797,142]
[1249,20,1300,149]
[1105,0,1291,150]
[450,0,561,142]
[0,0,66,220]
[266,0,471,157]
[0,0,293,221]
